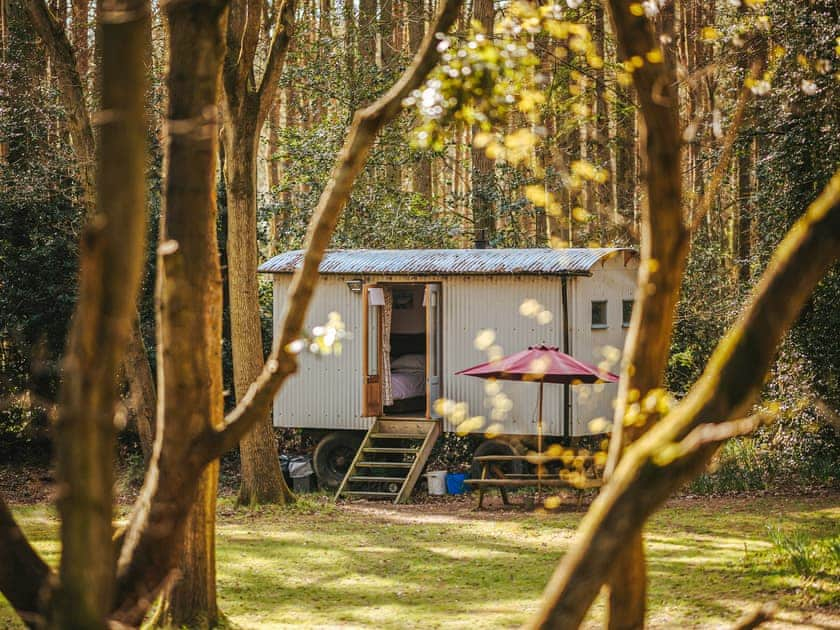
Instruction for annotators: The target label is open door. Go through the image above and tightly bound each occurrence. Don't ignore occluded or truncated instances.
[425,283,442,418]
[363,284,383,417]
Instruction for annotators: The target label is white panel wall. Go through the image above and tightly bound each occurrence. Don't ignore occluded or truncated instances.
[569,253,638,434]
[272,275,368,430]
[270,258,637,437]
[440,275,567,436]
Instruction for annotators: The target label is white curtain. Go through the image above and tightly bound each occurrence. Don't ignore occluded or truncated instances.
[382,288,393,406]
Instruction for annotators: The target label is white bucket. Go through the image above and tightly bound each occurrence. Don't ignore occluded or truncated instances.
[426,470,448,495]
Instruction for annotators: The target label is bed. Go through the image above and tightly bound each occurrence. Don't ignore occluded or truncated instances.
[386,339,426,413]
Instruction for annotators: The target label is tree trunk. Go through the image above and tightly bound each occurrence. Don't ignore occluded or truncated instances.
[737,136,754,284]
[592,3,612,243]
[147,0,227,622]
[221,0,296,506]
[45,0,149,623]
[153,465,221,628]
[125,320,156,462]
[224,131,292,505]
[24,0,158,468]
[470,0,494,246]
[343,0,355,79]
[380,0,394,68]
[597,1,686,627]
[359,0,376,67]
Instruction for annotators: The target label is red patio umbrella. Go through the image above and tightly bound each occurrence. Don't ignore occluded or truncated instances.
[456,345,618,455]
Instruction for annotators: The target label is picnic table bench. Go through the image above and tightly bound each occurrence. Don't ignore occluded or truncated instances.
[465,454,603,509]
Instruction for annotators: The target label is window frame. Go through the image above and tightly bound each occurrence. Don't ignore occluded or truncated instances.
[591,300,608,329]
[622,299,634,328]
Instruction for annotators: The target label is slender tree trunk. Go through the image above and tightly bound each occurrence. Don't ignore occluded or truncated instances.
[70,0,88,78]
[592,3,611,242]
[597,1,686,627]
[221,0,296,506]
[359,0,376,67]
[24,0,158,471]
[224,130,292,505]
[125,320,156,461]
[737,135,754,285]
[470,0,494,245]
[343,0,355,79]
[43,0,149,623]
[380,0,394,68]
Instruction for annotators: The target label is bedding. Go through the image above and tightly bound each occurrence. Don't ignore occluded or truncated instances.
[391,370,425,400]
[391,353,425,372]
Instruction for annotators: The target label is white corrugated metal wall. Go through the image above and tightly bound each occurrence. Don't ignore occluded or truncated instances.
[272,275,368,430]
[271,260,637,436]
[440,275,565,436]
[570,253,638,434]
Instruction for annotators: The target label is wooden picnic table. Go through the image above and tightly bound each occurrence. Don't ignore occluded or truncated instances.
[465,454,603,509]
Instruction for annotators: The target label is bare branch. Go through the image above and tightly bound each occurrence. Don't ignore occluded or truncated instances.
[223,0,263,115]
[201,0,465,460]
[677,413,767,453]
[255,0,295,130]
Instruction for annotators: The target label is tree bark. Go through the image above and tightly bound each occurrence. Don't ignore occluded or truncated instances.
[114,0,228,625]
[593,2,686,627]
[70,0,88,80]
[591,3,612,242]
[221,0,296,506]
[148,0,228,623]
[470,0,494,245]
[408,0,431,196]
[37,0,149,623]
[125,319,156,461]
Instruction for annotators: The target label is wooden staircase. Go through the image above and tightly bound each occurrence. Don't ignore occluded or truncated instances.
[334,418,441,504]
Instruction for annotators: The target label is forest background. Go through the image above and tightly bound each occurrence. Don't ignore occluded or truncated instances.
[1,0,838,493]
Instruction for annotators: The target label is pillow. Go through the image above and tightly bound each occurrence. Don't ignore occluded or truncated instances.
[391,353,425,372]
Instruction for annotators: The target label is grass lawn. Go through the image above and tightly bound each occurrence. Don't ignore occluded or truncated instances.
[1,493,837,628]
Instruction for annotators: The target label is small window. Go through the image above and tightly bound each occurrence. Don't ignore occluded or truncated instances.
[622,300,634,328]
[591,300,608,329]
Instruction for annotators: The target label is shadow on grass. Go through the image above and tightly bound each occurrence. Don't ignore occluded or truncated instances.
[1,495,837,628]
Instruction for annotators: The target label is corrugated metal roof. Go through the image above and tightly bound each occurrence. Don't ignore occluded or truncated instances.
[258,248,634,276]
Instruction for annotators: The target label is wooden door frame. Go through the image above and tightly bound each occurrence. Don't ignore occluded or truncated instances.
[362,283,383,417]
[424,282,442,419]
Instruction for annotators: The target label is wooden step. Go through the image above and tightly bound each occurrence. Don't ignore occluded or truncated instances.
[335,418,442,505]
[349,475,407,483]
[370,433,428,440]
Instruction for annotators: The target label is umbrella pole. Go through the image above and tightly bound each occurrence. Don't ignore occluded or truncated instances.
[537,379,543,500]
